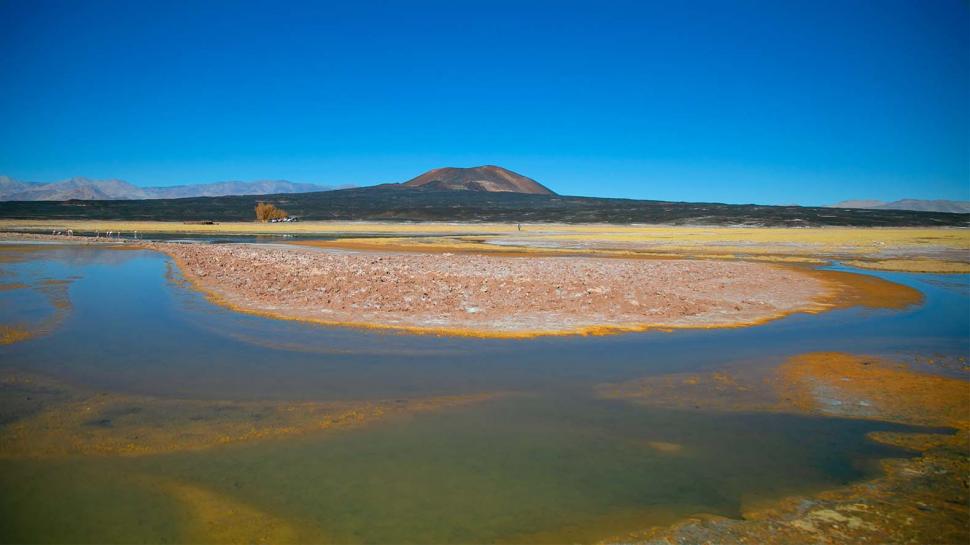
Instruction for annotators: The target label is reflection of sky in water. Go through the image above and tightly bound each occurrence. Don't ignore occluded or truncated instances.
[0,244,966,543]
[1,246,966,400]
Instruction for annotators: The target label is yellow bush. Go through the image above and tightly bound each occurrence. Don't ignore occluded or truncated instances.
[254,202,287,222]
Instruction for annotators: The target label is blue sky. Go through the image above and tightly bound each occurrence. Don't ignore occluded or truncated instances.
[1,0,967,205]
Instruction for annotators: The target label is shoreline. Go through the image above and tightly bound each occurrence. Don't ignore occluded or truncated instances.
[152,241,921,338]
[0,232,925,339]
[154,242,828,338]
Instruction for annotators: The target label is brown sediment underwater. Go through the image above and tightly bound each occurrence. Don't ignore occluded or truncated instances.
[0,267,74,346]
[0,370,504,458]
[597,353,970,545]
[0,282,28,292]
[0,324,32,345]
[148,241,924,338]
[142,475,327,544]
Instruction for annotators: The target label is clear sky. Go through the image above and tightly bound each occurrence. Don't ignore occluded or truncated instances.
[1,0,967,205]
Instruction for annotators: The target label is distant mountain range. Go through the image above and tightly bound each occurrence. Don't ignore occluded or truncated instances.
[3,170,967,219]
[401,165,555,195]
[829,199,970,214]
[1,164,966,227]
[3,182,966,227]
[0,176,331,201]
[0,165,550,201]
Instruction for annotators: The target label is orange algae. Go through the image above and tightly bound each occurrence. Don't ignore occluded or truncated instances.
[807,269,924,312]
[776,352,968,428]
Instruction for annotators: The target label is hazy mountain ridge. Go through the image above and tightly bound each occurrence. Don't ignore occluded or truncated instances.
[1,165,549,201]
[148,180,329,199]
[0,176,331,201]
[829,198,970,214]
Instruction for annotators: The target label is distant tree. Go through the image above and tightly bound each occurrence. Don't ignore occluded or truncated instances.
[255,202,287,222]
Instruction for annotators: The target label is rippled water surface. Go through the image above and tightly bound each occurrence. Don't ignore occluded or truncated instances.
[0,243,967,543]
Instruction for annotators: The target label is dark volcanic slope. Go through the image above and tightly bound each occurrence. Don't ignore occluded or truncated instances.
[402,166,556,195]
[1,185,967,227]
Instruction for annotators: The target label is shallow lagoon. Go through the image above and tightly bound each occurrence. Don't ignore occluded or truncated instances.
[0,244,967,543]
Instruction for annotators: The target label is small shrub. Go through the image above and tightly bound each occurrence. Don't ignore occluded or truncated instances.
[255,202,287,222]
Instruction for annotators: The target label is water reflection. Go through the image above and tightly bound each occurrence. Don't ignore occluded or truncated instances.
[0,244,966,544]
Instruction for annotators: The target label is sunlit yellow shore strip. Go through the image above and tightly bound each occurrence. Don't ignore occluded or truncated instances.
[289,228,969,273]
[1,219,968,244]
[0,219,523,235]
[3,219,968,274]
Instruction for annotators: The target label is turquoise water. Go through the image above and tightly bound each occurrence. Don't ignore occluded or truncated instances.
[0,244,966,543]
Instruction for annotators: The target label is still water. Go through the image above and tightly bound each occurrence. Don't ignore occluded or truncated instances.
[0,244,966,543]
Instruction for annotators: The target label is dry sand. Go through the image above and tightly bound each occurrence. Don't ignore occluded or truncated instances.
[153,241,833,336]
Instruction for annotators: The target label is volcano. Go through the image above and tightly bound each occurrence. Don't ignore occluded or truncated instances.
[402,165,555,195]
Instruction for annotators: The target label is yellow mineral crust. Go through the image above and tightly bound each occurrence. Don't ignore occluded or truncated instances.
[3,222,967,272]
[776,352,969,428]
